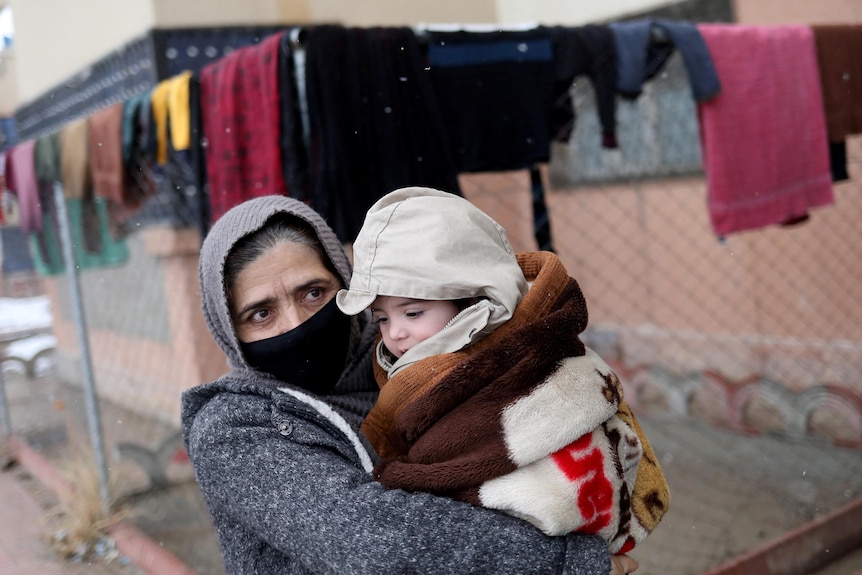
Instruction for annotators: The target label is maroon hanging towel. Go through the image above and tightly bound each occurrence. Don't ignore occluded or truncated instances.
[200,32,287,224]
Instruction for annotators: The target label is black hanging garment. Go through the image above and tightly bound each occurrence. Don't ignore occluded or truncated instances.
[304,25,461,242]
[547,25,619,148]
[424,28,557,173]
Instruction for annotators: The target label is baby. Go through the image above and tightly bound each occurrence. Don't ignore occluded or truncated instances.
[337,186,669,554]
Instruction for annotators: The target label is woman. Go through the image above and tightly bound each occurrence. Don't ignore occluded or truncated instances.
[181,195,639,574]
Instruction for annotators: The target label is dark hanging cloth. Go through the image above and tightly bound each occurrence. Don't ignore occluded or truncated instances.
[200,31,287,224]
[188,74,211,236]
[304,25,460,242]
[547,25,619,148]
[121,91,147,164]
[278,31,312,204]
[610,19,721,102]
[529,165,554,252]
[812,25,862,142]
[33,133,62,257]
[829,141,849,182]
[812,25,862,182]
[424,28,557,173]
[116,91,158,232]
[33,132,61,184]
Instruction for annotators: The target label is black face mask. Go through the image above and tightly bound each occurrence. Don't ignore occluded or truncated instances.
[239,297,351,395]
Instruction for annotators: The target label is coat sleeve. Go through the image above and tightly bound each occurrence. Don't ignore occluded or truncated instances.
[185,392,612,575]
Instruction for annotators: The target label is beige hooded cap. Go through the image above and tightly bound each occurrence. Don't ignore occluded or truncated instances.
[336,187,528,376]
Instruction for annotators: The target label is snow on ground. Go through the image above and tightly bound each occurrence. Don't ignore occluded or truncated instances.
[0,296,56,361]
[0,296,52,332]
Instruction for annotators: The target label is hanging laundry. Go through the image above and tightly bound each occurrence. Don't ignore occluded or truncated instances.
[278,31,312,204]
[89,103,125,201]
[33,132,63,257]
[547,25,619,148]
[58,118,102,253]
[134,73,207,234]
[34,132,61,184]
[187,74,211,235]
[88,102,141,237]
[26,176,63,275]
[828,140,849,183]
[120,90,158,217]
[4,141,41,235]
[557,52,703,185]
[697,24,833,236]
[812,25,862,182]
[167,71,194,153]
[304,25,460,241]
[200,31,287,224]
[150,79,172,165]
[122,91,152,165]
[28,195,130,276]
[812,25,862,142]
[151,72,193,165]
[424,27,556,173]
[27,125,129,276]
[59,119,92,201]
[610,19,721,102]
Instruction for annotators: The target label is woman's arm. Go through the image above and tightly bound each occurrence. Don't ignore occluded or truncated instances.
[187,392,612,575]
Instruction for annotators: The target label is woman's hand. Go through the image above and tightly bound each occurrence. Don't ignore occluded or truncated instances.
[611,554,639,575]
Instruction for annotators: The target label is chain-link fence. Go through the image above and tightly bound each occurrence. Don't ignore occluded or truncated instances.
[2,24,862,575]
[462,53,862,575]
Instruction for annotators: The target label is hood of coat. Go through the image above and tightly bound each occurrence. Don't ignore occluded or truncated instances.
[199,194,363,377]
[336,187,528,376]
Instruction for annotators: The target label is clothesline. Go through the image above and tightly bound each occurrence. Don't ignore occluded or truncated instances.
[2,20,856,276]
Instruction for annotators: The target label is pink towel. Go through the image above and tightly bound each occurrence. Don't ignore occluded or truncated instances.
[4,140,42,234]
[697,24,834,236]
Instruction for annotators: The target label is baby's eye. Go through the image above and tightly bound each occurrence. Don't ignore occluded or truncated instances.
[405,310,424,319]
[373,316,388,325]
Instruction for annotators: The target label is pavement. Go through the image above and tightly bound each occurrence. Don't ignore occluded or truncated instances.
[0,456,143,575]
[0,365,221,575]
[1,368,862,575]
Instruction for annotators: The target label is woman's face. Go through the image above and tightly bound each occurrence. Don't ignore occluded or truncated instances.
[229,241,342,343]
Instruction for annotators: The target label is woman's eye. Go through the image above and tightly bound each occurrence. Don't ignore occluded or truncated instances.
[306,288,323,301]
[250,309,270,322]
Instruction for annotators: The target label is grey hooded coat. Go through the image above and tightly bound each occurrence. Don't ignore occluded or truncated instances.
[181,195,612,574]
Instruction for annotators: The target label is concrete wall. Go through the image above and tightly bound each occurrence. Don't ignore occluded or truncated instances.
[10,0,155,104]
[496,0,678,25]
[151,0,308,28]
[733,0,862,24]
[305,0,497,26]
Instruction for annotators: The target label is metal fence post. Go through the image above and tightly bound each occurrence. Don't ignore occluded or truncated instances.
[52,182,111,516]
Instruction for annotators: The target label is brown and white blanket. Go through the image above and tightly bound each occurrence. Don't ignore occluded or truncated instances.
[362,251,669,554]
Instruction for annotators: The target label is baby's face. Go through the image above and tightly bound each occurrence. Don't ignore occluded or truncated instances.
[369,296,460,358]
